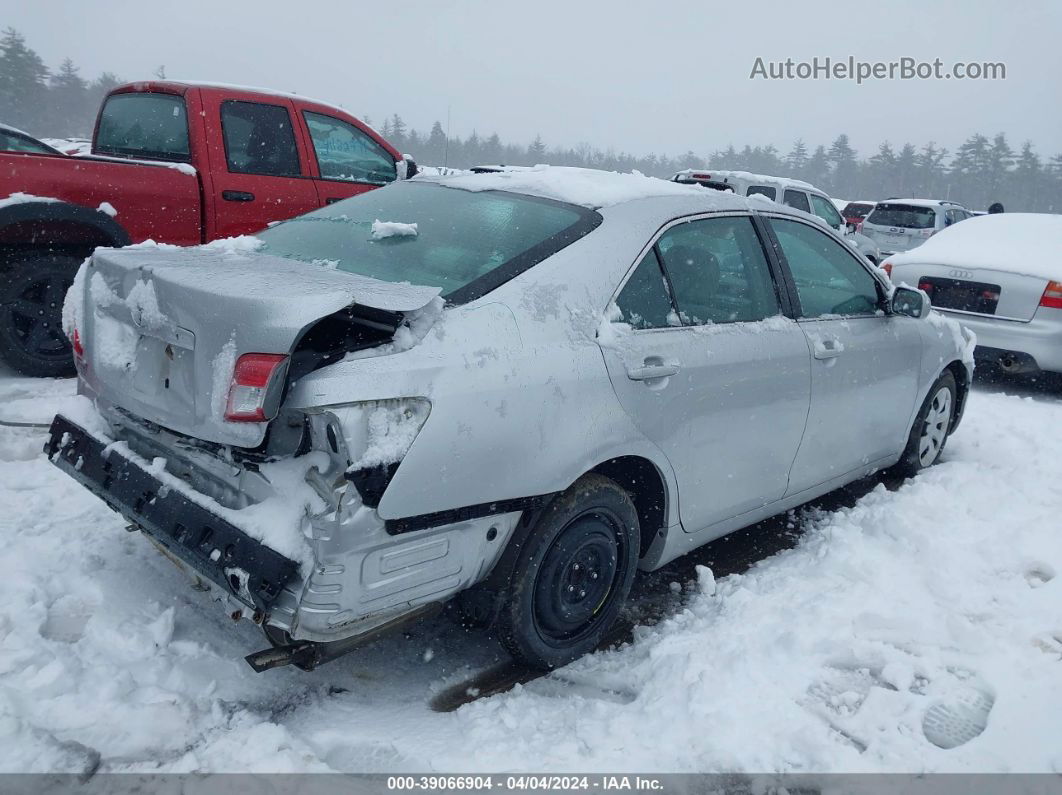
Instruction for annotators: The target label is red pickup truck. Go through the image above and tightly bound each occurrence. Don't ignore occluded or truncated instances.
[0,80,410,376]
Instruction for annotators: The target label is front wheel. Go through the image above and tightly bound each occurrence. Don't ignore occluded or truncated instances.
[892,370,957,478]
[496,474,639,670]
[0,254,81,377]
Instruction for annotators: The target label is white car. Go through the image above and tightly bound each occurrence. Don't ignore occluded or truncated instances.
[673,169,882,264]
[886,212,1062,376]
[862,199,974,256]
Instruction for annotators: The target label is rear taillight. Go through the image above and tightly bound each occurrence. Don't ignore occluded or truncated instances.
[1040,281,1062,310]
[71,328,84,359]
[225,353,288,422]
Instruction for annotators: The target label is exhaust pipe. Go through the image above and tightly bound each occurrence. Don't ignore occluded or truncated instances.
[999,355,1020,373]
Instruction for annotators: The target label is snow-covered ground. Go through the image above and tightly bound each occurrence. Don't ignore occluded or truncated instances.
[1,365,1060,774]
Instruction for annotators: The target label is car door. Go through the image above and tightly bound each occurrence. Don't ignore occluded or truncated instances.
[206,97,320,238]
[300,110,398,205]
[765,215,923,494]
[599,213,812,534]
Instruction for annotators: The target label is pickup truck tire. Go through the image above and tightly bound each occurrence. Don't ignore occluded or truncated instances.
[496,474,639,670]
[0,254,80,377]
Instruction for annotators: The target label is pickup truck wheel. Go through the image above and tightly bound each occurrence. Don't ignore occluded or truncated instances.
[0,255,80,377]
[496,474,638,670]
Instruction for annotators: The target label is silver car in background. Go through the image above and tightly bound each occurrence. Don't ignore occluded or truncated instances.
[50,167,973,673]
[862,199,974,256]
[887,212,1062,376]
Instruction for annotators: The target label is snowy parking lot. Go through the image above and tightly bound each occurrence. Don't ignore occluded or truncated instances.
[1,366,1060,774]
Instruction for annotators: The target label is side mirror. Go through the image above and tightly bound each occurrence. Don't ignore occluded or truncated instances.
[846,222,857,234]
[892,286,931,319]
[402,154,418,179]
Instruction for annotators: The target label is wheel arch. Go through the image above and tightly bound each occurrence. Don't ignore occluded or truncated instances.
[944,359,970,433]
[0,201,130,267]
[588,454,670,559]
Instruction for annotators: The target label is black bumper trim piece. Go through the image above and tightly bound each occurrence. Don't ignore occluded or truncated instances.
[46,414,299,611]
[384,494,554,535]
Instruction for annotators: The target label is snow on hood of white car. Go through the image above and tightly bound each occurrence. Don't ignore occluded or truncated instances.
[888,212,1062,283]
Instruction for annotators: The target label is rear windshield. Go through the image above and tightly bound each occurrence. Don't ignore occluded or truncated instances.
[257,181,600,304]
[844,203,874,218]
[96,92,190,161]
[866,203,937,229]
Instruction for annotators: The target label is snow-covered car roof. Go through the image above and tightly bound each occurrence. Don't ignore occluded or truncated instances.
[674,168,818,192]
[888,212,1062,283]
[420,165,757,210]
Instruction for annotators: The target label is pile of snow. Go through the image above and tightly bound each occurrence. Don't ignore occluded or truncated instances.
[371,220,418,240]
[427,165,717,209]
[1,366,1060,774]
[0,192,60,209]
[888,213,1062,283]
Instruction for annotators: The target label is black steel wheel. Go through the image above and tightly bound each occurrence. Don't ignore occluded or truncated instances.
[0,254,80,377]
[497,474,639,670]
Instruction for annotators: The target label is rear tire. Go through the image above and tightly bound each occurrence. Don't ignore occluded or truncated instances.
[496,474,639,670]
[891,370,957,478]
[0,254,80,377]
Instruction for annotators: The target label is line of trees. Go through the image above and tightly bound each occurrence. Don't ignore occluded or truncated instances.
[2,28,1060,212]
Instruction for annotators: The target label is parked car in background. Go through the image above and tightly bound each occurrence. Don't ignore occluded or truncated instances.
[841,200,876,231]
[0,123,64,155]
[50,167,971,673]
[861,199,972,257]
[673,169,881,263]
[885,213,1062,376]
[0,80,412,377]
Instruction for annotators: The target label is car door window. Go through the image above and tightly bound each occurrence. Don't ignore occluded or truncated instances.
[614,250,679,329]
[747,185,776,200]
[810,194,844,230]
[303,111,397,185]
[656,216,779,325]
[783,189,811,213]
[771,218,882,317]
[220,100,300,176]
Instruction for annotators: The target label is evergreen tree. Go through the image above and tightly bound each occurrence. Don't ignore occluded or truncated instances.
[785,139,809,177]
[0,27,50,133]
[826,134,858,194]
[48,58,90,137]
[528,134,546,161]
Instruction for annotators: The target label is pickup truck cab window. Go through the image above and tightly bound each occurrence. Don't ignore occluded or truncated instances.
[747,185,776,200]
[220,100,301,177]
[303,111,397,185]
[96,92,190,161]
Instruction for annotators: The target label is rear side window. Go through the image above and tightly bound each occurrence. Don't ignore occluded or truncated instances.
[771,218,881,317]
[96,92,190,161]
[221,101,300,176]
[866,203,937,229]
[747,185,776,200]
[304,111,397,185]
[615,251,678,329]
[0,130,58,154]
[783,189,811,213]
[656,216,779,325]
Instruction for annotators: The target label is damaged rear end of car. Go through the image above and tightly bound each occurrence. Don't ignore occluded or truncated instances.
[48,240,471,671]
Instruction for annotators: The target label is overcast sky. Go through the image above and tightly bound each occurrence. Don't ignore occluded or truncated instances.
[6,0,1061,159]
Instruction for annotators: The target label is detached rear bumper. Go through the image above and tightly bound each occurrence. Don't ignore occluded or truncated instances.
[46,414,299,613]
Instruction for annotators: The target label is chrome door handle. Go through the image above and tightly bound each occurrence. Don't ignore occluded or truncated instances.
[813,338,844,359]
[627,364,680,381]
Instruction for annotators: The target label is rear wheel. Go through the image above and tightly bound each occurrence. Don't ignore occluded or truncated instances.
[892,370,956,478]
[496,474,639,670]
[0,254,80,377]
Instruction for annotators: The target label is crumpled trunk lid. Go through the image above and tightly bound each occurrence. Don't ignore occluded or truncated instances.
[74,243,440,447]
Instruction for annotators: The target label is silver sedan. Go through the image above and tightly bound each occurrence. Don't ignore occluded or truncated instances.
[52,167,974,671]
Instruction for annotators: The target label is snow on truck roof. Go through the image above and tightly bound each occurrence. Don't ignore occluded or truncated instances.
[889,212,1062,283]
[674,168,818,192]
[420,165,756,210]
